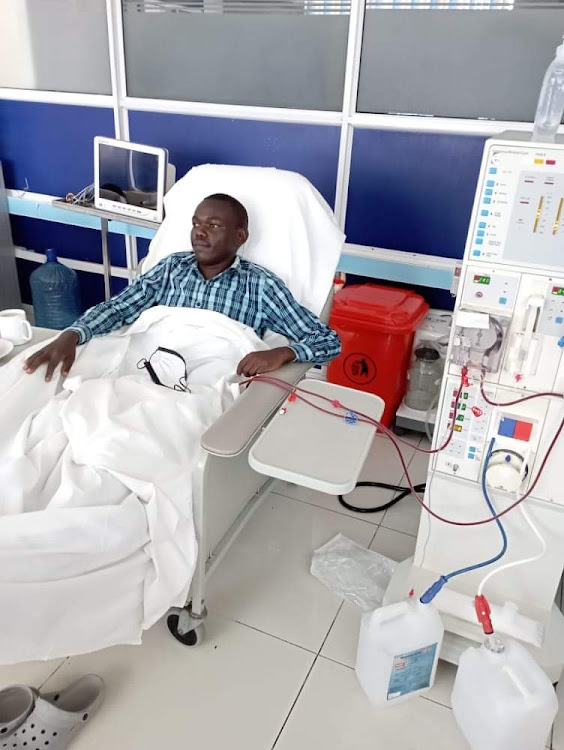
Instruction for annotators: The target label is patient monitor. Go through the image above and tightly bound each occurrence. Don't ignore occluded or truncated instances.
[94,137,176,223]
[387,133,564,679]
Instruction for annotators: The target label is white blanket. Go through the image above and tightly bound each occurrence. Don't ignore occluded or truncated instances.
[0,308,267,664]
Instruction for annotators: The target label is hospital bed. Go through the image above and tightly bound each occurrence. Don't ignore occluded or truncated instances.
[137,164,344,646]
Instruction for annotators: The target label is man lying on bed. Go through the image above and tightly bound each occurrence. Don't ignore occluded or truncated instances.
[24,193,341,381]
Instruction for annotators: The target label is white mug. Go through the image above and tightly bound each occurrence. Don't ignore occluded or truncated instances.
[0,309,32,345]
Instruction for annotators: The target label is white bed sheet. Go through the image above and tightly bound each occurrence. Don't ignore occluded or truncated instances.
[0,308,267,664]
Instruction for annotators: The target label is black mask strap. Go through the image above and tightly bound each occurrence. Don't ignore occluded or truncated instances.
[137,347,191,393]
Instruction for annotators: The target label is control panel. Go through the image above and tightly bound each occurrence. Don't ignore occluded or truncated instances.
[435,376,494,481]
[468,139,564,271]
[460,267,520,314]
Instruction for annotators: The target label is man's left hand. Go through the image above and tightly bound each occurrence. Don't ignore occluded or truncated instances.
[237,347,296,377]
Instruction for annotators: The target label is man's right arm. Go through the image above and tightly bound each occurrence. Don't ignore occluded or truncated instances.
[66,257,171,344]
[24,258,170,380]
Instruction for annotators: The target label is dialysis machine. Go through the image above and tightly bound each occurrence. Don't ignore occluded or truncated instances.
[386,133,564,679]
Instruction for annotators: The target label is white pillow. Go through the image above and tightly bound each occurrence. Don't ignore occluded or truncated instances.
[142,164,344,316]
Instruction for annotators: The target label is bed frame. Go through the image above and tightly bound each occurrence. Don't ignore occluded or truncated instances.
[166,293,333,645]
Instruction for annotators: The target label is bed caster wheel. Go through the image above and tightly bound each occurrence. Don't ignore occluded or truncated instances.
[167,614,205,647]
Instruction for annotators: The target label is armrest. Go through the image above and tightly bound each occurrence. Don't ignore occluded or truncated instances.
[201,361,311,457]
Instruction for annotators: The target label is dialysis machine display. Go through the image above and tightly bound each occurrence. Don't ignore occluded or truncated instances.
[387,133,564,678]
[94,137,169,223]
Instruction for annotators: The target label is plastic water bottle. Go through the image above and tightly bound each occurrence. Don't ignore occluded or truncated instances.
[30,249,82,330]
[355,599,444,707]
[532,36,564,143]
[452,637,558,750]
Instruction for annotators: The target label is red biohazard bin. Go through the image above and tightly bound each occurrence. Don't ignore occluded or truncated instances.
[328,284,429,427]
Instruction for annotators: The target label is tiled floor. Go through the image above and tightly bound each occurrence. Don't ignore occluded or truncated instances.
[0,432,555,749]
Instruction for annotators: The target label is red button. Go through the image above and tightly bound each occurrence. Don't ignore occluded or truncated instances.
[547,159,556,166]
[514,421,533,441]
[472,406,483,417]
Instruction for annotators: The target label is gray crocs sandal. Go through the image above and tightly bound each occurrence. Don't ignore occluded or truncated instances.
[3,675,105,750]
[0,686,35,738]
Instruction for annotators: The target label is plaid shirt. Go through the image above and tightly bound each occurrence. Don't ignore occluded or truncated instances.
[68,253,341,364]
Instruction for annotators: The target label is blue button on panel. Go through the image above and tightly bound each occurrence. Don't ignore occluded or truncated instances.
[469,446,476,453]
[468,454,475,460]
[487,180,495,187]
[483,198,492,205]
[489,168,497,174]
[475,239,483,245]
[499,297,507,305]
[481,210,489,217]
[485,189,493,196]
[473,250,481,257]
[479,222,487,229]
[477,230,485,237]
[498,418,517,438]
[556,316,564,324]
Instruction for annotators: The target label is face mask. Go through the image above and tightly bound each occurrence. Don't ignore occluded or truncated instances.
[137,347,191,393]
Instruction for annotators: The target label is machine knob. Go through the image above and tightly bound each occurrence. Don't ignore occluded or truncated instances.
[485,451,526,493]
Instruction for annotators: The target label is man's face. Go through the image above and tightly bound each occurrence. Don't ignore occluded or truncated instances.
[191,199,248,267]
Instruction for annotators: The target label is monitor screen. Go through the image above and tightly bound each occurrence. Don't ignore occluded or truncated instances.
[98,143,160,210]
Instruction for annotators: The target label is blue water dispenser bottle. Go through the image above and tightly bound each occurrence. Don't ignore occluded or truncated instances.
[30,249,82,329]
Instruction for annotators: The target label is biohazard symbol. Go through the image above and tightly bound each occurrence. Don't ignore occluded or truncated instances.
[344,353,377,385]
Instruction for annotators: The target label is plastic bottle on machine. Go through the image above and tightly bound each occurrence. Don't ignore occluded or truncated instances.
[355,598,444,707]
[532,35,564,143]
[30,249,82,330]
[451,636,558,750]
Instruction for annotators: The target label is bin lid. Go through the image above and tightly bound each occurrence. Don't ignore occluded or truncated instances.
[331,284,429,333]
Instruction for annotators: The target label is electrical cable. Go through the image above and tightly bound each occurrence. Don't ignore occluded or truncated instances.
[420,438,508,602]
[244,374,564,527]
[337,481,426,514]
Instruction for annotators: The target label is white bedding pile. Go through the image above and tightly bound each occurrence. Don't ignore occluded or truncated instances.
[0,308,267,664]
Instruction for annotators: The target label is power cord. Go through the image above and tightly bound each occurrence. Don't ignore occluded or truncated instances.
[338,481,427,514]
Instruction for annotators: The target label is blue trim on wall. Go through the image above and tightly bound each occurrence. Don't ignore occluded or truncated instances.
[337,254,453,289]
[129,111,340,208]
[11,216,128,268]
[7,196,157,240]
[0,101,114,196]
[346,129,485,258]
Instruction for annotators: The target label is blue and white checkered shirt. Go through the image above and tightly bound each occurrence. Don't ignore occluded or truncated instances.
[68,253,341,364]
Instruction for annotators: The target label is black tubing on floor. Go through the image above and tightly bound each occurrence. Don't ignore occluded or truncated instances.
[338,482,427,514]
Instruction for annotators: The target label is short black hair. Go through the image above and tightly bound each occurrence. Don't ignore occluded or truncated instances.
[203,193,248,229]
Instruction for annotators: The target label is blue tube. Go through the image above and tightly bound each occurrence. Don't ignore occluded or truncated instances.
[420,438,508,604]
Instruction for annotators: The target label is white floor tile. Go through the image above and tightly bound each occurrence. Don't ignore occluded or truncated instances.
[321,528,418,668]
[275,656,469,750]
[273,434,415,523]
[380,448,429,536]
[39,616,314,750]
[206,494,375,652]
[425,660,457,708]
[370,526,417,562]
[0,657,66,691]
[320,600,361,668]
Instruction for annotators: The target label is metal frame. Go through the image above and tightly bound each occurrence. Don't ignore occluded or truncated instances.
[2,0,562,286]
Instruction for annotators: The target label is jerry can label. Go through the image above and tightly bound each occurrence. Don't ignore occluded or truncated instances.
[387,643,438,700]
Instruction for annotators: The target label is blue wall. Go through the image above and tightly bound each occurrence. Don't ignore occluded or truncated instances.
[129,111,341,209]
[0,101,114,195]
[346,129,485,259]
[1,99,487,312]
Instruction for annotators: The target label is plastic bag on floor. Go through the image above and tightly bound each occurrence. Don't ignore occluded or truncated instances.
[311,533,396,612]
